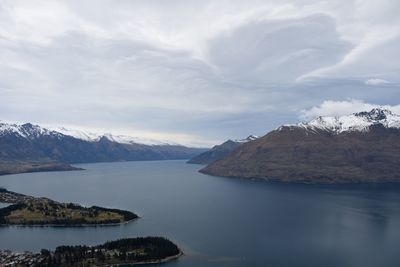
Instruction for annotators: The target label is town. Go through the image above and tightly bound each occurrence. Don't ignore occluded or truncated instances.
[0,250,43,267]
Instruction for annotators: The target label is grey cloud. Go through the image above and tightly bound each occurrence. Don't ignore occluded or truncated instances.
[0,1,399,146]
[321,35,400,82]
[208,15,352,84]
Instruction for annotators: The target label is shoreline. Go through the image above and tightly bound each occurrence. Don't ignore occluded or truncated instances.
[99,250,184,266]
[199,171,400,186]
[0,164,83,177]
[0,217,139,228]
[0,244,183,267]
[0,159,194,177]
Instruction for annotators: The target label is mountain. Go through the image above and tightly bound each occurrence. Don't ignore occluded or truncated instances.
[0,121,207,175]
[187,135,258,164]
[200,108,400,184]
[293,108,400,133]
[50,127,178,146]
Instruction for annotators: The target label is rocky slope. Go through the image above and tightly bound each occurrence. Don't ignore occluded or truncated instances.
[201,109,400,184]
[187,135,258,164]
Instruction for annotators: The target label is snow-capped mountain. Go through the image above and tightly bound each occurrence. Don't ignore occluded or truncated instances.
[201,108,400,184]
[0,121,177,146]
[0,122,63,140]
[284,108,400,133]
[50,126,177,146]
[49,127,100,142]
[0,121,206,165]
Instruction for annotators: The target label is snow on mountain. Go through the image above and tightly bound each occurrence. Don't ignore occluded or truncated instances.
[234,135,259,143]
[51,127,100,142]
[0,122,62,139]
[0,122,178,146]
[284,108,400,133]
[100,133,178,146]
[0,122,26,137]
[49,126,179,146]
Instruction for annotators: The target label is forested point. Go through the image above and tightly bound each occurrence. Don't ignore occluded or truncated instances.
[36,237,181,266]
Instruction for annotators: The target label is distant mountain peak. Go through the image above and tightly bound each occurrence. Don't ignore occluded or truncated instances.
[0,121,60,140]
[245,135,259,140]
[187,134,258,165]
[234,135,259,143]
[283,108,400,134]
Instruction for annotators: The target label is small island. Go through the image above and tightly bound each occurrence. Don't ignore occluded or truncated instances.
[0,237,183,266]
[0,188,138,226]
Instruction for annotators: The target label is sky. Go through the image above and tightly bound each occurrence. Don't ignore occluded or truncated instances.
[0,0,399,147]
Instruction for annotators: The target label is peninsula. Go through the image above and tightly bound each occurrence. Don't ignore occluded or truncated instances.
[0,237,182,266]
[0,161,82,176]
[0,188,138,226]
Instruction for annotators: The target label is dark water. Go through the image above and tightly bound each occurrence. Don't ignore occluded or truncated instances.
[1,160,400,267]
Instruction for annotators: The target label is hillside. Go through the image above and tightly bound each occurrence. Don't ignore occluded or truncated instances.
[187,135,257,164]
[201,109,400,184]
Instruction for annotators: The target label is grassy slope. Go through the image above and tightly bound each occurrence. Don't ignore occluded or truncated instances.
[0,190,137,225]
[6,203,123,225]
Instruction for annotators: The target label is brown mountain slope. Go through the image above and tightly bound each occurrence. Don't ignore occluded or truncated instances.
[200,124,400,184]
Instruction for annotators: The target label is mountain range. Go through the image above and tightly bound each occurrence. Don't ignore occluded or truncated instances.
[200,108,400,184]
[187,135,258,164]
[0,122,206,175]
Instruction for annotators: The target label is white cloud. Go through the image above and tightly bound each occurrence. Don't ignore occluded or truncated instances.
[365,78,390,86]
[300,99,400,120]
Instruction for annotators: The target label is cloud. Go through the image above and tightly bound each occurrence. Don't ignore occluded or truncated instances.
[365,78,390,86]
[300,99,400,120]
[207,15,351,85]
[0,0,399,145]
[298,0,400,82]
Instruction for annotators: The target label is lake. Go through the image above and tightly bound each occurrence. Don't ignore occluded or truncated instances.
[1,160,400,267]
[0,203,9,209]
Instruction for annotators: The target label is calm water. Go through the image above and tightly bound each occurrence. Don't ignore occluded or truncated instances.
[1,160,400,267]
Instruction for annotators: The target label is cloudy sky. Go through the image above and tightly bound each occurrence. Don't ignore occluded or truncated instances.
[1,0,399,146]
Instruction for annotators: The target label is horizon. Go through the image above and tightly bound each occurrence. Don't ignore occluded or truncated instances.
[1,105,399,147]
